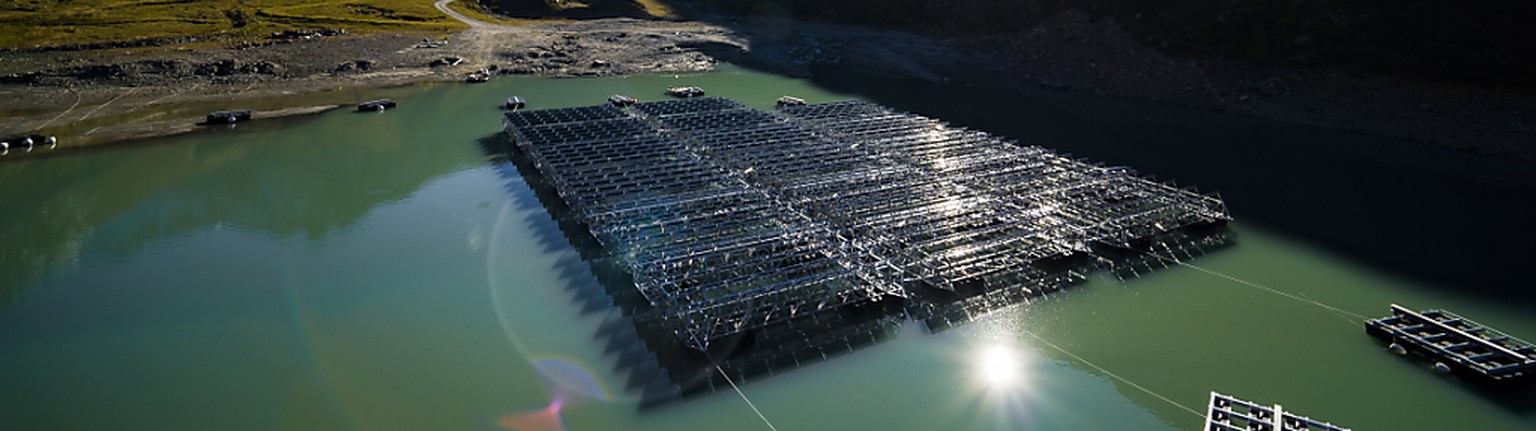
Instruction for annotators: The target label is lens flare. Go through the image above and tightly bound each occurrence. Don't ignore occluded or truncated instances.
[532,358,608,403]
[497,358,609,431]
[497,399,566,431]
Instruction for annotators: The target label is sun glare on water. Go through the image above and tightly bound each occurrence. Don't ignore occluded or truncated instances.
[976,344,1025,388]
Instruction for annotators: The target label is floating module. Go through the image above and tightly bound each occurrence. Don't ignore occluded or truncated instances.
[503,97,1230,350]
[1367,304,1536,383]
[1205,392,1350,431]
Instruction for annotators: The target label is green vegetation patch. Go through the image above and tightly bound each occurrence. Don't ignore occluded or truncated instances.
[0,0,467,49]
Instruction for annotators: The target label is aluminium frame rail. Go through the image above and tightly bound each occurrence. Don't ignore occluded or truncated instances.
[1366,304,1536,382]
[1205,392,1350,431]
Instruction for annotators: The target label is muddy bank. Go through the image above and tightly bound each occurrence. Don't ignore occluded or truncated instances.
[2,9,1532,162]
[0,17,748,156]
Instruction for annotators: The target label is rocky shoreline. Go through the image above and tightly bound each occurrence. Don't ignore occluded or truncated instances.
[1,9,1531,161]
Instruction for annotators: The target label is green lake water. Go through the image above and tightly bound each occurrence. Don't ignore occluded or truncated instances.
[3,64,1535,430]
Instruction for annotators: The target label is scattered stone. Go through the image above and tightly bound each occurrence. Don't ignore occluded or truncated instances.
[429,56,464,67]
[270,28,346,40]
[333,60,375,73]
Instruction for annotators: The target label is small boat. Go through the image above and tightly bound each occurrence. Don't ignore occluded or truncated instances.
[776,96,806,107]
[608,94,637,107]
[205,110,252,124]
[504,96,527,110]
[666,86,705,98]
[357,99,397,112]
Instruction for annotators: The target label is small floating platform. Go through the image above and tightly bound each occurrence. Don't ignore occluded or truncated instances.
[608,94,637,107]
[666,86,705,98]
[1205,392,1350,431]
[1366,304,1536,383]
[776,95,806,107]
[205,110,252,124]
[503,96,526,110]
[357,99,397,112]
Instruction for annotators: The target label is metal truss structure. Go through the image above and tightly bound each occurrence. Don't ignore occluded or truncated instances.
[1366,304,1536,383]
[1206,392,1350,431]
[504,97,1231,350]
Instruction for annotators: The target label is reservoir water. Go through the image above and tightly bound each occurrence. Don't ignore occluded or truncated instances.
[3,64,1534,430]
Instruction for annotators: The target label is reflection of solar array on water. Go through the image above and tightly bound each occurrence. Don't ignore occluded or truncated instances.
[502,97,1231,351]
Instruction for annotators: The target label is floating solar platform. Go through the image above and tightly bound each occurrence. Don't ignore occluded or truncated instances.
[503,97,1231,351]
[1367,304,1536,383]
[1205,392,1350,431]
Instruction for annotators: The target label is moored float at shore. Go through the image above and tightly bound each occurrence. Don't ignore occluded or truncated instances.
[776,95,806,106]
[204,110,252,125]
[357,99,397,112]
[465,69,491,83]
[666,86,705,98]
[503,96,526,110]
[608,94,637,107]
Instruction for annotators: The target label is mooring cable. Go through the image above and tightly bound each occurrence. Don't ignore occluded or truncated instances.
[75,87,137,123]
[35,90,83,129]
[1148,253,1369,321]
[1299,291,1365,327]
[711,360,781,431]
[1020,330,1205,420]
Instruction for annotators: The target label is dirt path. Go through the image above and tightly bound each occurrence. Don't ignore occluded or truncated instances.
[434,0,524,69]
[434,0,493,29]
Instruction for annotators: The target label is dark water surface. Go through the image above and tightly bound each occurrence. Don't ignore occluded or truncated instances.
[2,64,1534,430]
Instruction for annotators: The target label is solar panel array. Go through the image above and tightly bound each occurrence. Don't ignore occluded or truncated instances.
[503,97,1229,350]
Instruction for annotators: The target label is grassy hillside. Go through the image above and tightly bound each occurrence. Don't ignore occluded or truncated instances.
[0,0,467,49]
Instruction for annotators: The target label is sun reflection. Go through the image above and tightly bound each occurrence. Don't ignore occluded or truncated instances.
[960,339,1044,428]
[975,344,1025,388]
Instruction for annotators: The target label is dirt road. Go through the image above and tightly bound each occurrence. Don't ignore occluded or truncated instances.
[434,0,494,28]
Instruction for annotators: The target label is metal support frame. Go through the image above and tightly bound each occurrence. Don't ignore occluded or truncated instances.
[1206,392,1350,431]
[504,97,1232,350]
[1367,304,1536,381]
